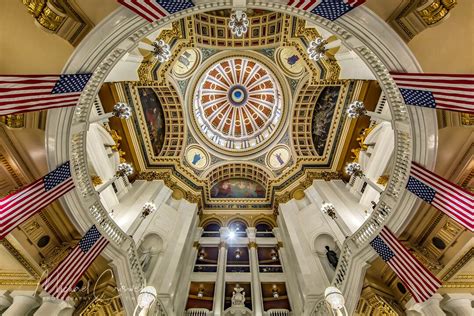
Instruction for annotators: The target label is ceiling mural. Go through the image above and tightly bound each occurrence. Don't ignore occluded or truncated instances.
[113,10,372,212]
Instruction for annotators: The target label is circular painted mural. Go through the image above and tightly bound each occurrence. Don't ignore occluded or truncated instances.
[193,56,283,151]
[185,145,209,170]
[266,145,291,170]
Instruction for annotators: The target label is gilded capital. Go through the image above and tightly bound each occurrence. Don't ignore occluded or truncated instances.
[248,241,257,248]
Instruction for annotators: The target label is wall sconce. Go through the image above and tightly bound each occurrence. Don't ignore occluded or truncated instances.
[141,202,157,218]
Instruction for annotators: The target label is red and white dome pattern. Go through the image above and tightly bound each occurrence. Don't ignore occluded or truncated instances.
[193,57,283,151]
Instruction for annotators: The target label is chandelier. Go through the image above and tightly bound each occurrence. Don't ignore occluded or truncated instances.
[141,202,156,218]
[116,163,134,177]
[197,287,205,298]
[229,10,249,37]
[112,102,132,119]
[271,249,278,261]
[272,285,279,298]
[307,37,328,61]
[345,162,363,178]
[321,203,337,220]
[234,248,241,259]
[346,101,367,118]
[152,40,171,62]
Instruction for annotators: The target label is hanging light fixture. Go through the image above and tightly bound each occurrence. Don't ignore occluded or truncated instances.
[272,285,279,298]
[116,162,134,177]
[152,40,171,62]
[197,286,205,298]
[229,10,249,37]
[141,202,157,218]
[199,250,205,260]
[345,162,363,178]
[321,203,337,220]
[346,101,367,118]
[111,102,132,119]
[307,37,328,61]
[234,248,241,259]
[271,249,278,261]
[136,286,157,311]
[324,286,348,315]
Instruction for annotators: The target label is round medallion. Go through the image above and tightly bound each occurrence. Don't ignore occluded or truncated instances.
[193,56,283,152]
[276,47,305,78]
[172,48,200,78]
[267,145,291,170]
[185,145,209,170]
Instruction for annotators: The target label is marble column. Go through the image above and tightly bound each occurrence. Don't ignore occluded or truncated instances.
[405,294,445,316]
[442,293,473,315]
[213,227,229,316]
[33,297,74,315]
[3,294,41,316]
[247,228,263,316]
[0,291,13,313]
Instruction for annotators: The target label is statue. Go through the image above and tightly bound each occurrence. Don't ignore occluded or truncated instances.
[231,284,246,306]
[325,246,339,269]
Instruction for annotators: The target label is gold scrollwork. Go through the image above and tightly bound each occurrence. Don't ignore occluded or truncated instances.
[417,0,457,25]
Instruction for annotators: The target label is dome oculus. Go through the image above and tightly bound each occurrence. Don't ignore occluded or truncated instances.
[193,56,283,151]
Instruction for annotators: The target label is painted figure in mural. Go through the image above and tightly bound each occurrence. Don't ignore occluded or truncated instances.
[325,245,339,269]
[192,152,202,165]
[231,284,246,306]
[287,54,299,67]
[275,152,285,165]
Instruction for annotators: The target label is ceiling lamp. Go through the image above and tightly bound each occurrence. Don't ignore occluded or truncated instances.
[197,286,205,298]
[321,203,337,220]
[199,250,205,260]
[307,37,328,61]
[152,40,171,62]
[136,286,157,310]
[272,285,279,298]
[141,202,156,218]
[235,248,241,259]
[112,102,132,119]
[324,286,348,315]
[346,101,367,118]
[117,163,134,177]
[271,249,278,261]
[229,10,249,37]
[345,162,363,178]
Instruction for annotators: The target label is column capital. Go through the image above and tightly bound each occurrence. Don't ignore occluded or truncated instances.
[193,241,200,248]
[248,241,257,248]
[219,241,228,249]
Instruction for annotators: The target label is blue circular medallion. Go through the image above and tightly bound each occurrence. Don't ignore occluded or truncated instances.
[228,85,248,106]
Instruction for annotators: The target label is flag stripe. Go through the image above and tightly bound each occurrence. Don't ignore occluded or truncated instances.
[408,163,473,231]
[117,0,194,22]
[41,226,109,300]
[0,74,91,115]
[391,72,474,113]
[287,0,366,20]
[371,227,441,303]
[0,162,74,240]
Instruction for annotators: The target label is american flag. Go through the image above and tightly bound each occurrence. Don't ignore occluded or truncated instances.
[391,73,474,113]
[0,162,75,240]
[288,0,366,21]
[370,227,441,303]
[407,162,473,231]
[41,225,109,300]
[118,0,195,22]
[0,74,92,116]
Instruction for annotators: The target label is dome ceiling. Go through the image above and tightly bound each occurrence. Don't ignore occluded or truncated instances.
[193,56,283,152]
[104,10,379,212]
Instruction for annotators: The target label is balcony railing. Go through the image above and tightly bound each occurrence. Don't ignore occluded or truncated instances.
[259,265,283,273]
[186,308,211,316]
[194,264,218,273]
[226,264,250,273]
[267,309,290,316]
